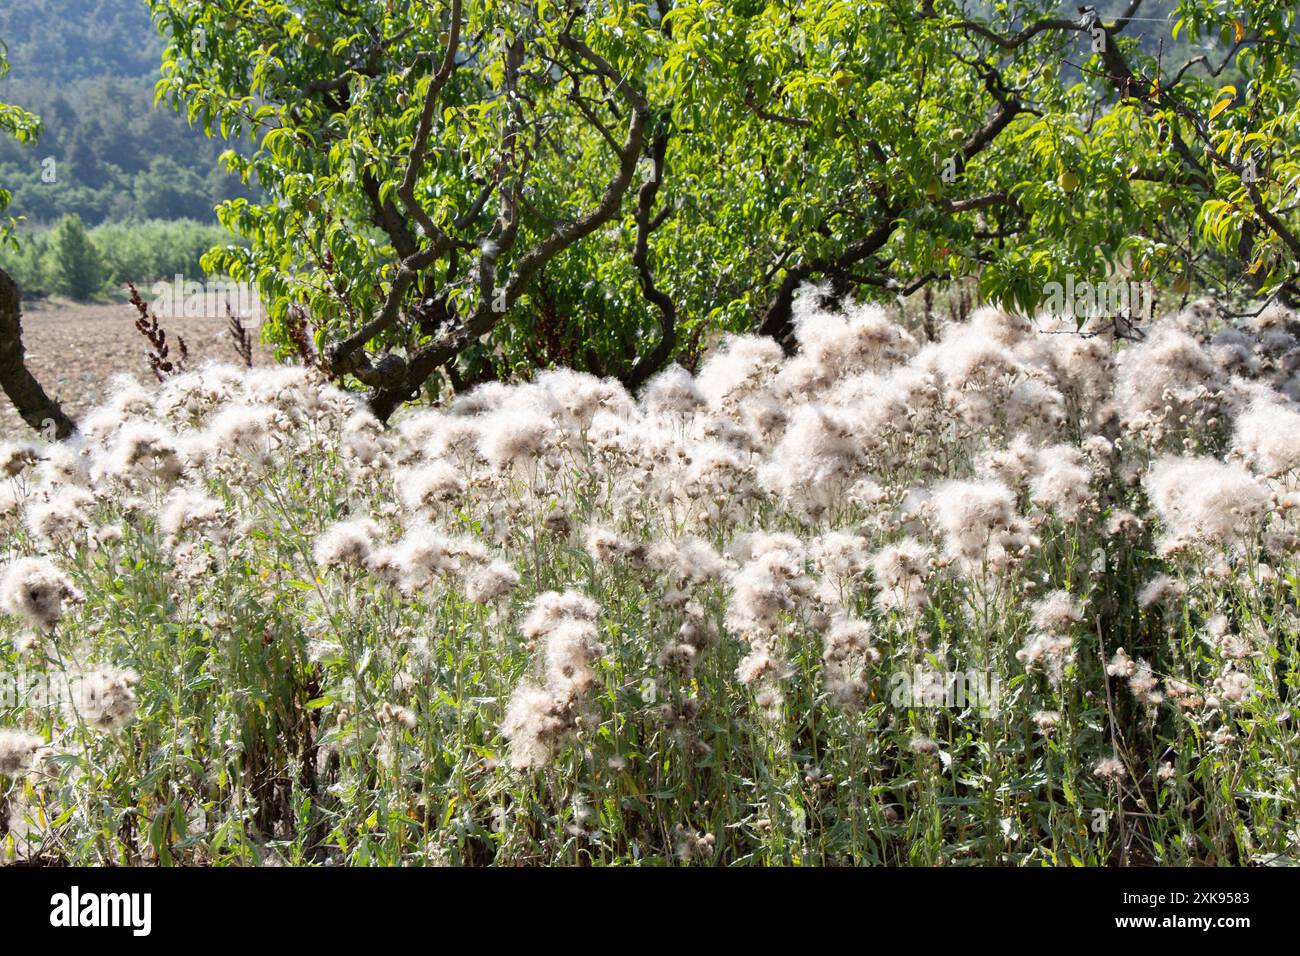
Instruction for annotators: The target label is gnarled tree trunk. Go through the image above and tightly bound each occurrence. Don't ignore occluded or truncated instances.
[0,265,75,439]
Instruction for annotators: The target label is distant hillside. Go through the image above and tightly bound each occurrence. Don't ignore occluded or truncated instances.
[0,0,162,86]
[0,0,252,226]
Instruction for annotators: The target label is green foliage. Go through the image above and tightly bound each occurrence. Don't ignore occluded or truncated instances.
[0,218,245,298]
[0,1,255,226]
[44,213,105,299]
[91,218,243,288]
[0,76,255,227]
[0,40,39,244]
[140,0,1300,407]
[0,226,45,290]
[0,0,167,85]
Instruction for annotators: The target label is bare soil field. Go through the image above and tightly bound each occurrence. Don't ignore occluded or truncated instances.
[1,298,274,440]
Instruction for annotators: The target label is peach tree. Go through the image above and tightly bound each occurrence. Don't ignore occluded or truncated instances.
[145,0,1300,418]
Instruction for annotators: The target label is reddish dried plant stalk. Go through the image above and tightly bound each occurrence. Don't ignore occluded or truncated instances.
[128,282,188,382]
[227,305,254,368]
[287,304,332,379]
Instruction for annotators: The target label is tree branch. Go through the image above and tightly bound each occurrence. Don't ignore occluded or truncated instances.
[364,29,650,420]
[623,130,676,391]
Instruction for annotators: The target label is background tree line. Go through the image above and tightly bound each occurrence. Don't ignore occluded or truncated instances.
[1,216,239,300]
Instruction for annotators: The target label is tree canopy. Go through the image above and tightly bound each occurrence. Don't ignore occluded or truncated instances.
[140,0,1300,417]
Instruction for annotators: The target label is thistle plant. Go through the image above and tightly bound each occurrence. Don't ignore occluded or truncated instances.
[2,291,1300,866]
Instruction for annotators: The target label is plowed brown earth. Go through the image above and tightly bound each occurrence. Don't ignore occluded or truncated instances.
[1,299,275,440]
